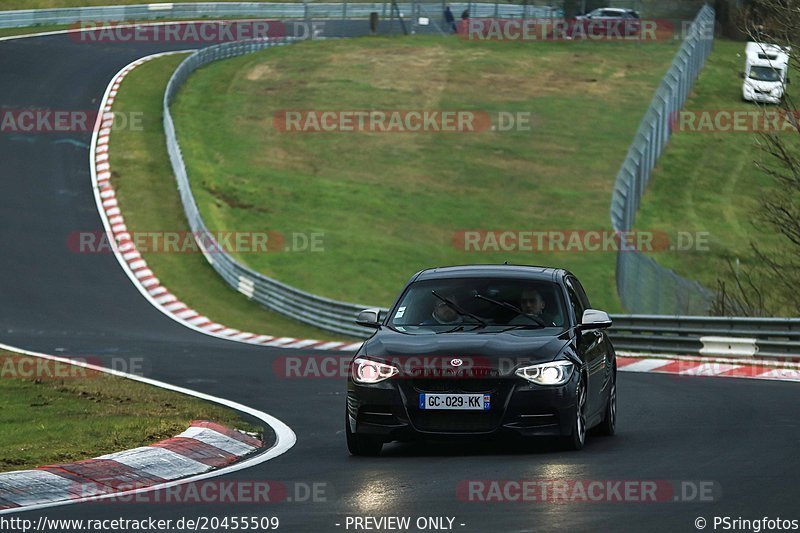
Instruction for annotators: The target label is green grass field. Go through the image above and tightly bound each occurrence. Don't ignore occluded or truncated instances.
[635,39,800,310]
[170,36,679,313]
[109,53,348,340]
[0,350,258,472]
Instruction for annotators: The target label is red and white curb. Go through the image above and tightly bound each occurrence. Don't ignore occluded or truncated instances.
[0,420,260,510]
[0,342,296,515]
[90,54,363,353]
[617,352,800,382]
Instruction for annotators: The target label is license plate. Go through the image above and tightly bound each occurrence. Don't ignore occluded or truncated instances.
[419,393,490,411]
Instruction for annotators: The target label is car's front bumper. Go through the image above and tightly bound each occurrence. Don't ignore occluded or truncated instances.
[346,373,579,442]
[743,89,782,104]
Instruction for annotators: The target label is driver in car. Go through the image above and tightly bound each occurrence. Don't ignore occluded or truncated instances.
[510,288,548,325]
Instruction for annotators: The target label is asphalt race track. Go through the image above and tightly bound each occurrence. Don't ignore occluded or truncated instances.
[1,28,799,533]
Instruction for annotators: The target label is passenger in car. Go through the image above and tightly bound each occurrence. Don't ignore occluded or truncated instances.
[422,293,464,325]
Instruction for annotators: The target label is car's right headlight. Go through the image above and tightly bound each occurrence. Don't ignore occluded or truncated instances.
[515,360,574,386]
[351,357,399,384]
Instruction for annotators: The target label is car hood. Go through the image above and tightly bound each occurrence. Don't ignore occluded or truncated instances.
[361,329,574,376]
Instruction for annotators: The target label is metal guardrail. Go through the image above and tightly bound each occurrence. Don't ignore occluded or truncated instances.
[164,37,379,338]
[609,315,800,360]
[0,2,562,29]
[609,4,716,315]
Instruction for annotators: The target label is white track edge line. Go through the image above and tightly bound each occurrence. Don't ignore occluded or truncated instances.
[88,52,267,346]
[0,342,297,515]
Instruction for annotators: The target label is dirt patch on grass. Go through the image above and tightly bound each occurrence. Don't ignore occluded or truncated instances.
[245,63,275,81]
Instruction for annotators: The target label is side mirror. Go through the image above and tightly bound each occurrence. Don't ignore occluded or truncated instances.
[356,308,382,328]
[578,309,612,330]
[739,71,745,79]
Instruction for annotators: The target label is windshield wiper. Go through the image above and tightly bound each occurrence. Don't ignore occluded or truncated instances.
[430,290,487,327]
[490,324,550,334]
[473,294,547,327]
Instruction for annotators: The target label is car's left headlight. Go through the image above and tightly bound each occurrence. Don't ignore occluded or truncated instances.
[515,360,574,386]
[351,357,399,384]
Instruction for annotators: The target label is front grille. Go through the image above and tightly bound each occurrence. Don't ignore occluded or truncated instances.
[411,411,501,433]
[412,379,501,393]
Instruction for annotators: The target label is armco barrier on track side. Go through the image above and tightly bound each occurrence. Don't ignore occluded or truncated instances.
[160,9,800,358]
[163,37,377,339]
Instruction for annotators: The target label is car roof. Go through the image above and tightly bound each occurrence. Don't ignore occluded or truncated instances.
[414,264,567,283]
[594,7,636,14]
[745,42,790,66]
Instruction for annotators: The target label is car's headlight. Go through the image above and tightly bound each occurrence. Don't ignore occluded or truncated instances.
[352,357,399,384]
[515,360,574,385]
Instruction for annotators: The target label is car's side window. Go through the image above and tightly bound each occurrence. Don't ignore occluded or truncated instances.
[569,276,592,311]
[564,279,585,324]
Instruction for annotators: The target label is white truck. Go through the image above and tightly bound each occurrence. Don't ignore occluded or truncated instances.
[742,42,791,104]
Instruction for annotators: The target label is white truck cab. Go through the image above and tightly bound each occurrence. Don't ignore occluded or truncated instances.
[742,42,790,104]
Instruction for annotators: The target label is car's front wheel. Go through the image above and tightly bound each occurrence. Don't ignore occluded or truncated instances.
[596,372,616,436]
[562,377,587,451]
[346,413,383,456]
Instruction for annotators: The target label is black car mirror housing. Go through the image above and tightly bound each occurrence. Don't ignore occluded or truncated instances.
[356,308,382,328]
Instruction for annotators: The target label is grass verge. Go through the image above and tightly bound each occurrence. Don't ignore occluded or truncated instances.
[108,53,349,340]
[635,39,800,309]
[0,350,259,473]
[171,35,680,313]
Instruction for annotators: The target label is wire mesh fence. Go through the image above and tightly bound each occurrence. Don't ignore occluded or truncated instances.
[609,4,715,315]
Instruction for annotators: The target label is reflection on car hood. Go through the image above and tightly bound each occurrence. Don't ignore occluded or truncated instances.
[363,329,573,368]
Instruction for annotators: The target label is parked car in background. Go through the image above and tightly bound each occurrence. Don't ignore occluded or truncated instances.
[574,8,641,38]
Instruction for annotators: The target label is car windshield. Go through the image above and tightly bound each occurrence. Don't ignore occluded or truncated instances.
[749,66,783,82]
[389,277,567,333]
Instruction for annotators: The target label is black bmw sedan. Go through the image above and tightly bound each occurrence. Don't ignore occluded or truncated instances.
[346,265,617,455]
